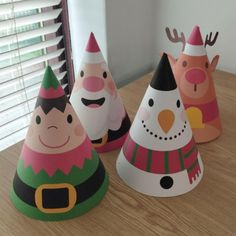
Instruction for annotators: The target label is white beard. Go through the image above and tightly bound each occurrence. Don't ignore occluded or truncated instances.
[70,89,125,140]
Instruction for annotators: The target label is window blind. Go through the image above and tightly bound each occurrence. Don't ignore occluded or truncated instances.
[0,0,71,151]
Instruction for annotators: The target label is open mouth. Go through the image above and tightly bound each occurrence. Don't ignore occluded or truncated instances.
[141,120,187,141]
[81,97,105,108]
[39,136,70,148]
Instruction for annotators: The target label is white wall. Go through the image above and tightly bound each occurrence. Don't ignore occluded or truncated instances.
[67,0,107,79]
[154,0,236,74]
[105,0,155,86]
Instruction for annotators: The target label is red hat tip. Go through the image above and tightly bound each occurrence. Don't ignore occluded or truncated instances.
[86,32,100,52]
[187,25,204,46]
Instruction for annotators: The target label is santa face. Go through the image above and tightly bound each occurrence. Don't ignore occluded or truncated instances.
[70,62,125,140]
[25,103,86,154]
[130,86,192,151]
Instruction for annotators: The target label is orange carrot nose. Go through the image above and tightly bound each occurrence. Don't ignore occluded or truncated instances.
[158,110,175,133]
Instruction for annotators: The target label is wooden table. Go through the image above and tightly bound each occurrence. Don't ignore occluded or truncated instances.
[0,70,236,235]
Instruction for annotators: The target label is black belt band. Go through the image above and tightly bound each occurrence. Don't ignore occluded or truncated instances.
[13,159,106,208]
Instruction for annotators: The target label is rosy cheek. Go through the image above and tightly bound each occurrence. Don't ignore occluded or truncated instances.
[138,107,150,121]
[73,79,83,91]
[74,124,84,136]
[181,110,187,122]
[107,80,116,96]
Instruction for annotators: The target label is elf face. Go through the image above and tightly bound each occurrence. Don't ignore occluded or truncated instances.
[25,103,86,154]
[71,62,118,139]
[130,86,192,151]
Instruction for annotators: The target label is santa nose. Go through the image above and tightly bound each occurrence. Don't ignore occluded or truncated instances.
[158,110,175,134]
[185,69,206,84]
[83,76,104,92]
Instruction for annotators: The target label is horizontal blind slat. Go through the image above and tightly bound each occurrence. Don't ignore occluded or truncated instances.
[0,0,61,15]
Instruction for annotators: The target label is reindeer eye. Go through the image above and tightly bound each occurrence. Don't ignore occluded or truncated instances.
[182,61,187,67]
[103,71,107,79]
[205,62,209,68]
[80,70,84,77]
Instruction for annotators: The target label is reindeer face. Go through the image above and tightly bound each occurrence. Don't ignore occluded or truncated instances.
[173,55,212,99]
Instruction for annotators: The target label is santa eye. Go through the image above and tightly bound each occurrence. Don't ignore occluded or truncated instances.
[36,115,41,124]
[103,71,107,79]
[80,70,84,77]
[182,61,187,67]
[205,62,209,68]
[176,99,181,108]
[67,114,73,123]
[148,98,154,107]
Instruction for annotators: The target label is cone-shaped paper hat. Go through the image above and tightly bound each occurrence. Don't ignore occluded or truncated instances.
[167,26,221,143]
[70,32,131,153]
[10,66,109,221]
[116,54,204,197]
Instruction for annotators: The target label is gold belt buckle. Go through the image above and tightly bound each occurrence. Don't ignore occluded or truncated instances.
[35,183,77,214]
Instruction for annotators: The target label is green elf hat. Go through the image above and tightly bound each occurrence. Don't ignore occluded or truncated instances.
[10,66,109,221]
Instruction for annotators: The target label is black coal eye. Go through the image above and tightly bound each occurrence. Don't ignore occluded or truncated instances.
[36,115,41,124]
[182,61,187,67]
[103,71,107,79]
[205,62,209,68]
[67,114,73,123]
[80,70,84,77]
[176,99,181,108]
[148,98,154,107]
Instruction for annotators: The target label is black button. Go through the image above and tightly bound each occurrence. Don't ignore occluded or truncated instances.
[160,176,173,189]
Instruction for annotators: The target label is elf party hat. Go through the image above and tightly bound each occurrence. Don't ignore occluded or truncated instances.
[70,32,131,153]
[116,54,204,197]
[165,25,221,143]
[10,66,109,221]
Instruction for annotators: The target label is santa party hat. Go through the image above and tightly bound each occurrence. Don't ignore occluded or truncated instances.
[10,66,109,221]
[183,26,206,56]
[116,53,204,197]
[166,25,222,143]
[70,32,131,153]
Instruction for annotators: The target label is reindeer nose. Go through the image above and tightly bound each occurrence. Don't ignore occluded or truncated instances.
[186,69,206,84]
[158,110,175,134]
[83,76,104,92]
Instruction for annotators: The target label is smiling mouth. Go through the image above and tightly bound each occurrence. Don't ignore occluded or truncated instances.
[39,136,70,148]
[141,120,187,141]
[81,97,105,108]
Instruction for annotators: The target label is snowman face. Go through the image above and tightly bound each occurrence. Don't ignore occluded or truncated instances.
[130,86,192,151]
[25,103,86,154]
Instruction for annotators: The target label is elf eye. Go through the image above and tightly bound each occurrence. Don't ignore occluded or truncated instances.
[103,71,107,79]
[205,62,209,68]
[80,70,84,77]
[182,61,187,67]
[148,98,154,107]
[67,114,73,123]
[36,115,41,124]
[176,99,181,108]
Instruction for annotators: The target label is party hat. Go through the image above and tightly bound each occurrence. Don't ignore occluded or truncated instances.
[10,66,109,221]
[166,25,221,143]
[116,54,204,197]
[70,32,131,153]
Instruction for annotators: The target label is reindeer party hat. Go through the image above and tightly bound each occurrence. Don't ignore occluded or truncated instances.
[70,32,131,153]
[165,25,222,143]
[116,54,203,197]
[10,66,109,221]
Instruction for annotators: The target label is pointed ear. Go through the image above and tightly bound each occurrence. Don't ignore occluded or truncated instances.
[210,55,219,72]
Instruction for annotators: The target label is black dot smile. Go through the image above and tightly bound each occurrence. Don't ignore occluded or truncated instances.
[141,119,187,141]
[81,97,105,107]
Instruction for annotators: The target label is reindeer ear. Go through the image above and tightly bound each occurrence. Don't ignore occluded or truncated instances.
[210,55,219,72]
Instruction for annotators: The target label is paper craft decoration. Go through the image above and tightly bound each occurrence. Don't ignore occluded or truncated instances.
[10,66,109,221]
[116,53,204,197]
[70,32,131,153]
[165,25,222,143]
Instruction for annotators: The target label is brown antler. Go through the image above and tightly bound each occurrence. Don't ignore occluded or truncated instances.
[204,32,219,47]
[165,27,186,51]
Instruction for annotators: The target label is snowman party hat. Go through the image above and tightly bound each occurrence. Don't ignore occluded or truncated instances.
[70,32,131,153]
[10,66,109,221]
[116,54,204,197]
